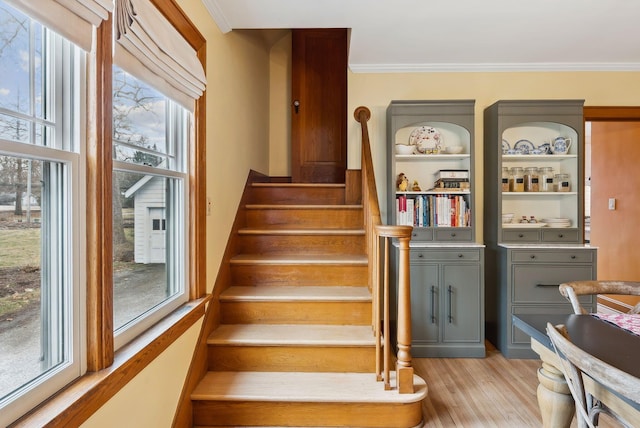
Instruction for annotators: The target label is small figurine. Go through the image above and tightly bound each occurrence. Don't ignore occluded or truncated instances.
[396,173,409,191]
[411,180,421,191]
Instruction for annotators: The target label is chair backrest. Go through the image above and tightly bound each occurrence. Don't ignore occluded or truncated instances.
[546,322,640,428]
[559,281,640,315]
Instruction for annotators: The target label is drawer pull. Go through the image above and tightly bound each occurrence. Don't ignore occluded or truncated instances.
[530,254,536,259]
[448,285,453,323]
[558,234,564,238]
[418,253,424,258]
[518,234,524,238]
[571,255,576,259]
[412,233,417,237]
[430,285,437,324]
[451,233,457,237]
[458,253,464,258]
[536,283,560,288]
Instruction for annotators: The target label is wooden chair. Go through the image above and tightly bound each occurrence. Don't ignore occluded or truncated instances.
[546,322,640,428]
[559,281,640,315]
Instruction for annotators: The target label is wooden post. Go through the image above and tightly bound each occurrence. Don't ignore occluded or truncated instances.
[395,232,414,393]
[375,225,413,393]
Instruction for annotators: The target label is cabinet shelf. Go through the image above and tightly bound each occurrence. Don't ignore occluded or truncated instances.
[502,192,577,196]
[502,154,576,161]
[388,100,476,243]
[484,99,594,359]
[396,154,471,161]
[398,190,471,195]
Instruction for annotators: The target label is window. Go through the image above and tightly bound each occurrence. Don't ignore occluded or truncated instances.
[0,2,84,425]
[111,66,189,347]
[0,0,204,424]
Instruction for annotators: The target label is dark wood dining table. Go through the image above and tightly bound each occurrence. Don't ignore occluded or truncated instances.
[513,313,640,428]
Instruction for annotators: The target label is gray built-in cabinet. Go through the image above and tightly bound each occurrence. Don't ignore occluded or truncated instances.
[483,100,597,359]
[387,100,485,358]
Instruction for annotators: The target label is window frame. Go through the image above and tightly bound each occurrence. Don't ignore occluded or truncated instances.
[9,0,207,425]
[85,0,207,372]
[0,12,87,425]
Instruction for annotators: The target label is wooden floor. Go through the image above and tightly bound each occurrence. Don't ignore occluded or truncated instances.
[415,341,617,428]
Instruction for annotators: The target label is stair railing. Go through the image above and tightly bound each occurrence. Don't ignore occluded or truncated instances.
[354,107,414,394]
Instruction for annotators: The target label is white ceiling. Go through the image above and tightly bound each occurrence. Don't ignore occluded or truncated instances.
[202,0,640,73]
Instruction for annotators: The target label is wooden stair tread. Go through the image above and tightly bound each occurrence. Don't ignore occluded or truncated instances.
[220,285,371,301]
[230,254,368,265]
[238,227,365,235]
[246,204,363,210]
[192,371,427,404]
[253,183,345,188]
[208,324,375,346]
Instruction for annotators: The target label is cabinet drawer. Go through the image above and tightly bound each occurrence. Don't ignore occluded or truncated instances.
[511,250,594,264]
[410,228,433,241]
[512,265,595,304]
[541,229,580,243]
[434,228,472,242]
[502,229,540,242]
[411,250,481,262]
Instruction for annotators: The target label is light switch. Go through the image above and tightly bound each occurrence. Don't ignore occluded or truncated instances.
[608,198,616,210]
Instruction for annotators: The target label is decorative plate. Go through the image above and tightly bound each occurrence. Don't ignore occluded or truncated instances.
[409,126,442,154]
[514,139,535,154]
[502,139,510,154]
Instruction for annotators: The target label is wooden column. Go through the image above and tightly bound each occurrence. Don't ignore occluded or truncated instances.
[395,231,414,394]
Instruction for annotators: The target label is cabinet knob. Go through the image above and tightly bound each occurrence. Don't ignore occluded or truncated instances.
[571,255,576,259]
[458,253,463,258]
[558,234,564,238]
[412,233,417,237]
[418,253,424,258]
[530,254,536,259]
[518,234,524,238]
[451,233,457,237]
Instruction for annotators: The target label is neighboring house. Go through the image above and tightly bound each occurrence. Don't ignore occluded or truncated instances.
[124,175,166,264]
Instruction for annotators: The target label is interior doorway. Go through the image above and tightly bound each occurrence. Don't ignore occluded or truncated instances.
[584,107,640,312]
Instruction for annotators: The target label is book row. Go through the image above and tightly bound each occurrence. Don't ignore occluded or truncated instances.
[396,194,471,227]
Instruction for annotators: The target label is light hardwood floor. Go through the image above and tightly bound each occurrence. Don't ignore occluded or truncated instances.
[414,341,617,428]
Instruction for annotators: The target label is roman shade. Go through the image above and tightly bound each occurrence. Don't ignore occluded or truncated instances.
[4,0,112,51]
[114,0,206,111]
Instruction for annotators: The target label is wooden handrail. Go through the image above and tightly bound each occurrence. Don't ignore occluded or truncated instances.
[354,106,414,394]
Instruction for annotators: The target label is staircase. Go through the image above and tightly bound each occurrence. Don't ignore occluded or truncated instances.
[190,181,427,427]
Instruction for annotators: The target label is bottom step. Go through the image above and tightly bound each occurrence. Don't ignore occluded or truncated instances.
[191,371,427,427]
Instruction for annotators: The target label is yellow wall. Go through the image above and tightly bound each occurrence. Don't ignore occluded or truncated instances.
[82,0,273,425]
[347,71,640,242]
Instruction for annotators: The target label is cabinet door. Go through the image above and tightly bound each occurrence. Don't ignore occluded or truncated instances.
[442,264,481,343]
[409,263,440,343]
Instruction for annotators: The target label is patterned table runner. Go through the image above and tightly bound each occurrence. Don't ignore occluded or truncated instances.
[594,313,640,337]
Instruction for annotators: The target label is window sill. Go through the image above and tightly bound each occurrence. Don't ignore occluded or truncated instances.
[10,295,210,428]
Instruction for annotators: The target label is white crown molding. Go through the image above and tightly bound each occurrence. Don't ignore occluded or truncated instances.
[201,0,232,34]
[349,62,640,73]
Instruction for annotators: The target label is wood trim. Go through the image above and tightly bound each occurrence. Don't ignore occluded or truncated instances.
[86,14,114,371]
[150,0,205,51]
[10,298,209,428]
[150,1,207,298]
[584,106,640,121]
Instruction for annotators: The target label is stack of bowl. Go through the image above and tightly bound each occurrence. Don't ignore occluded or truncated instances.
[501,213,514,224]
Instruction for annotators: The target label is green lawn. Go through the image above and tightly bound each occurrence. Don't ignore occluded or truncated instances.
[0,228,41,269]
